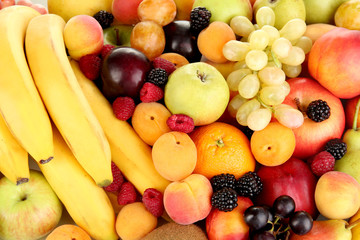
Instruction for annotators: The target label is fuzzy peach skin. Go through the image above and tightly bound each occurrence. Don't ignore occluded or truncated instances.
[206,196,253,240]
[63,15,103,61]
[163,174,213,225]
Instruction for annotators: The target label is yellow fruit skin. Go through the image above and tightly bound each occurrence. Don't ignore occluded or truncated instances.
[0,6,53,164]
[70,58,171,195]
[38,126,118,240]
[25,14,112,187]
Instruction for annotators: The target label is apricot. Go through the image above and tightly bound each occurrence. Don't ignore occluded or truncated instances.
[138,0,177,26]
[115,202,158,240]
[163,174,213,225]
[152,131,197,181]
[131,102,172,146]
[158,52,189,69]
[197,21,236,63]
[64,15,103,60]
[303,23,337,44]
[46,224,91,240]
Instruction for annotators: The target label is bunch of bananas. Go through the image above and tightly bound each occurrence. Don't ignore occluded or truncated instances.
[0,5,170,240]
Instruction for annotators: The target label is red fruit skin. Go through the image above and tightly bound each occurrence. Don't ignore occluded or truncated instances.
[112,0,143,25]
[254,157,318,219]
[308,27,360,99]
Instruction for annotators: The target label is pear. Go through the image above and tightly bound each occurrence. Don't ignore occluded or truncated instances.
[253,0,306,29]
[303,0,348,24]
[335,98,360,183]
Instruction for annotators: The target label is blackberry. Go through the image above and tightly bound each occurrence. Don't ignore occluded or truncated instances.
[324,138,347,160]
[146,68,168,87]
[190,7,211,36]
[306,99,331,122]
[236,171,263,198]
[93,10,114,29]
[211,187,238,212]
[210,173,236,192]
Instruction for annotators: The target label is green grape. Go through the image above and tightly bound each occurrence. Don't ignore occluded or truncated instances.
[236,98,261,126]
[238,74,260,99]
[228,94,248,118]
[259,85,287,106]
[223,40,250,61]
[234,60,248,70]
[279,18,307,42]
[280,80,291,96]
[226,68,252,92]
[271,37,292,58]
[245,49,268,71]
[274,104,304,129]
[256,6,276,28]
[294,36,313,54]
[258,66,286,86]
[230,16,255,38]
[283,64,302,78]
[247,108,273,131]
[248,29,269,50]
[279,46,305,66]
[261,25,280,46]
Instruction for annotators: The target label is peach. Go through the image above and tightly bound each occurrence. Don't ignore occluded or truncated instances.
[1,0,15,9]
[64,15,104,61]
[163,174,213,225]
[30,3,48,14]
[115,202,158,240]
[131,102,172,146]
[16,0,32,7]
[206,196,253,240]
[315,171,360,220]
[152,131,197,181]
[303,23,337,44]
[112,0,143,25]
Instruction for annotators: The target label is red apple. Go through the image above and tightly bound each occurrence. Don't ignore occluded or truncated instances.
[112,0,143,25]
[254,157,318,219]
[282,77,345,159]
[308,27,360,99]
[345,95,360,130]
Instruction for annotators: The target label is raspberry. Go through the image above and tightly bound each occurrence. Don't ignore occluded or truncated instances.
[310,151,335,177]
[117,182,137,205]
[210,173,236,192]
[93,10,114,29]
[152,57,176,75]
[306,99,331,122]
[101,44,115,59]
[166,114,195,133]
[146,68,168,87]
[142,188,164,217]
[79,54,102,81]
[140,82,164,102]
[103,162,124,192]
[190,7,211,36]
[112,97,135,121]
[324,138,347,160]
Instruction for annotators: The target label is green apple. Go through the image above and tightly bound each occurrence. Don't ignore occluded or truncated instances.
[0,170,63,240]
[304,0,348,24]
[253,0,306,29]
[164,62,230,126]
[192,0,253,24]
[103,24,133,47]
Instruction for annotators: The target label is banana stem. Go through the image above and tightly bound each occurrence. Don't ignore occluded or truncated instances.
[346,217,360,230]
[352,98,360,131]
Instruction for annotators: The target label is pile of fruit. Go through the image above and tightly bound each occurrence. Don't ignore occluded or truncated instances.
[1,0,360,239]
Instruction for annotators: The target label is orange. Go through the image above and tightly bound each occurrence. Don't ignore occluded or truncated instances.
[250,121,296,167]
[189,122,255,179]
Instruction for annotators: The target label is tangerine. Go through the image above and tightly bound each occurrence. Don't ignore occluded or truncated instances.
[189,122,255,179]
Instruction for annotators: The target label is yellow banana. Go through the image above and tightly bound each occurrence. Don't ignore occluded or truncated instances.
[25,14,112,187]
[0,5,53,164]
[0,114,29,185]
[38,125,118,240]
[70,58,171,195]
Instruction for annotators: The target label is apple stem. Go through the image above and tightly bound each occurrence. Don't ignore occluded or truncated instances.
[346,217,360,230]
[352,98,360,131]
[114,28,121,46]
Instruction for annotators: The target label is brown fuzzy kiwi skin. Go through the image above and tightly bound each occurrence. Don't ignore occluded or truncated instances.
[141,222,208,240]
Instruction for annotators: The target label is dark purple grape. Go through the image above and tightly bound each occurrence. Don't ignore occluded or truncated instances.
[289,211,313,235]
[244,206,269,231]
[272,195,295,218]
[252,231,276,240]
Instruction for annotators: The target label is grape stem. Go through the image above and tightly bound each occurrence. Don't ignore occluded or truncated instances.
[257,95,275,112]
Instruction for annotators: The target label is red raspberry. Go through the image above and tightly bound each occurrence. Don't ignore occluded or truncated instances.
[103,162,124,192]
[142,188,164,217]
[167,114,195,133]
[152,57,176,75]
[140,82,164,103]
[112,97,135,121]
[117,182,137,205]
[79,54,102,80]
[101,44,115,59]
[310,151,335,177]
